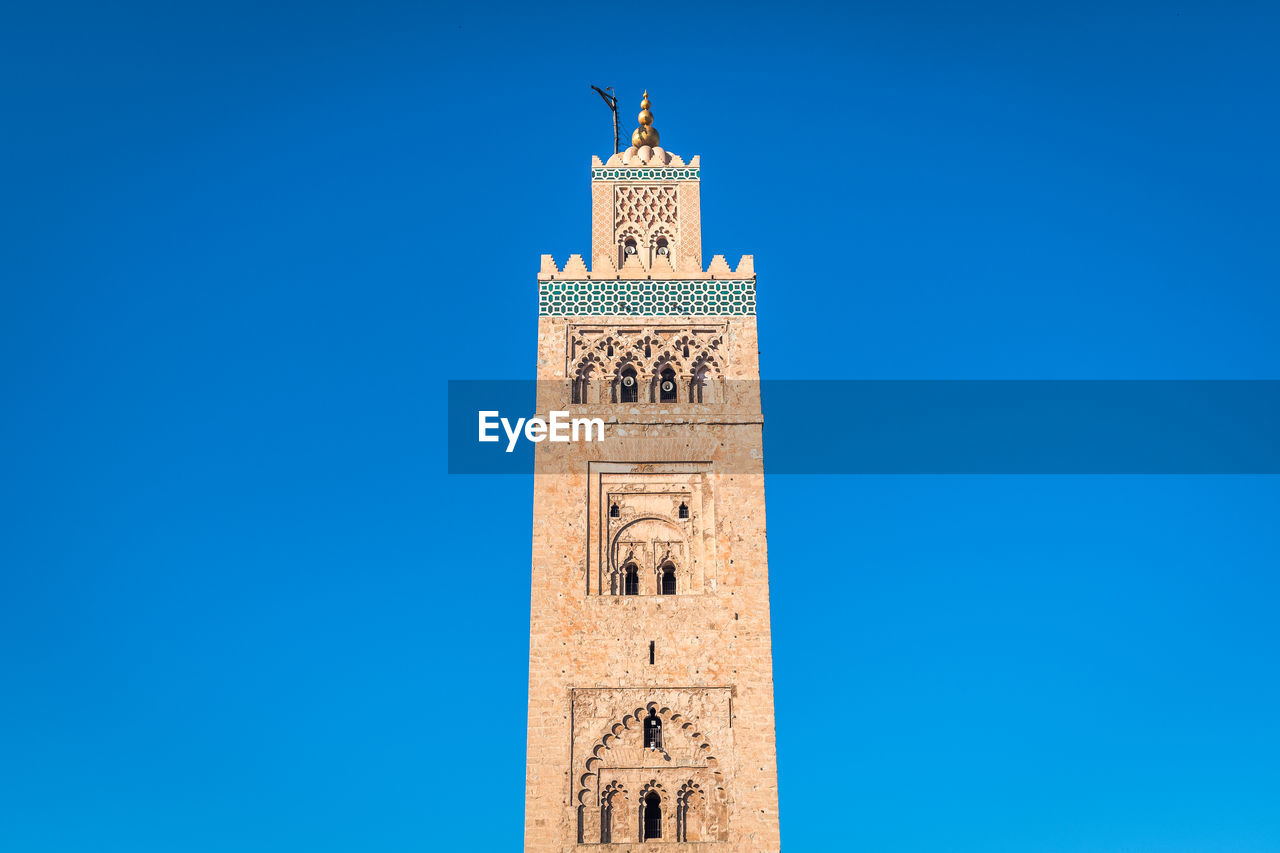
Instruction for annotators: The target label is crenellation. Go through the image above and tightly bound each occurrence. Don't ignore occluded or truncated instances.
[705,255,733,277]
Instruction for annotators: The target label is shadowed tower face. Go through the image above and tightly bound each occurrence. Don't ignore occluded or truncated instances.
[525,92,781,851]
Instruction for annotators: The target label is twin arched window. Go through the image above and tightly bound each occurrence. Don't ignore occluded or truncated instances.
[619,563,676,596]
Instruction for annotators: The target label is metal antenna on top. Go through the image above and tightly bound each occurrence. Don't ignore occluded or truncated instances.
[590,85,620,155]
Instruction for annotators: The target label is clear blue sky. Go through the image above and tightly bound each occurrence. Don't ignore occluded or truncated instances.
[3,1,1279,850]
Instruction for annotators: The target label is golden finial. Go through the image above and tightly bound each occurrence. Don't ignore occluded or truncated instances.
[631,89,660,149]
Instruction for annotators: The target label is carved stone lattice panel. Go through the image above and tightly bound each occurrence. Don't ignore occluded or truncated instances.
[614,185,678,234]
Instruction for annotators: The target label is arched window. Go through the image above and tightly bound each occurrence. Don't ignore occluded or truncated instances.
[678,502,689,519]
[655,236,669,256]
[644,711,663,748]
[572,366,593,404]
[620,366,638,403]
[643,791,662,840]
[659,366,677,403]
[610,502,620,518]
[624,564,639,596]
[676,783,704,842]
[661,563,676,596]
[623,237,638,260]
[600,783,623,843]
[691,363,717,404]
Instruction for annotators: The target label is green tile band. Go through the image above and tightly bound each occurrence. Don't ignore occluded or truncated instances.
[591,167,700,181]
[539,280,756,316]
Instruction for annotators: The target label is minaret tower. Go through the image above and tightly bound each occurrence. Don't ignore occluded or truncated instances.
[525,92,780,851]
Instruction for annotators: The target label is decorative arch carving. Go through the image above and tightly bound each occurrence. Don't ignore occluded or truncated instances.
[571,351,607,404]
[677,780,707,842]
[598,780,628,843]
[565,325,729,395]
[575,702,725,812]
[608,516,687,596]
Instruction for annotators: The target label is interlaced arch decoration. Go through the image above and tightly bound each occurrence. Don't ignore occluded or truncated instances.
[677,780,707,842]
[609,517,687,596]
[689,350,723,403]
[575,702,727,822]
[565,326,727,405]
[571,351,606,404]
[598,780,628,843]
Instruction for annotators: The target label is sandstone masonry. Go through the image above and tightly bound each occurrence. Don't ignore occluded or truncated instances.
[525,93,781,852]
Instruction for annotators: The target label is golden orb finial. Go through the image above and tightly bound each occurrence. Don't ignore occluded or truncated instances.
[631,89,660,149]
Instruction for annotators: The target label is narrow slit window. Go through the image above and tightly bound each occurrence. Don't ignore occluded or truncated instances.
[649,640,655,664]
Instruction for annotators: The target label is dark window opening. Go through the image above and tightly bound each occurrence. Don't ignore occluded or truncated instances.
[678,502,689,519]
[600,795,613,843]
[643,791,662,840]
[649,640,655,664]
[624,564,639,596]
[661,564,676,596]
[643,712,662,749]
[620,367,638,403]
[656,237,669,256]
[610,503,620,518]
[624,237,637,256]
[659,367,677,403]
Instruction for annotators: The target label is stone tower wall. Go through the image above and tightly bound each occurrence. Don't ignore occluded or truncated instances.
[525,131,780,851]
